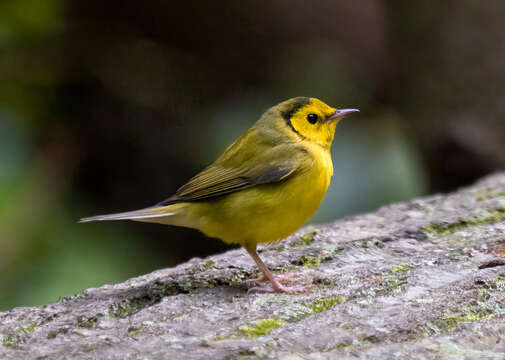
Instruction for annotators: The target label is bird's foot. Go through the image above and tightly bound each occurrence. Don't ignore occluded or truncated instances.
[246,273,313,294]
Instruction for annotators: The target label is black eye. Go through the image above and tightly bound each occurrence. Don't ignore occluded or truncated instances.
[307,113,318,124]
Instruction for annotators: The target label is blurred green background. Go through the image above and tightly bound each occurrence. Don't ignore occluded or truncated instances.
[2,0,505,310]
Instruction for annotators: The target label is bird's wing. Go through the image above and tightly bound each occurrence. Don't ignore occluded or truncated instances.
[157,143,307,205]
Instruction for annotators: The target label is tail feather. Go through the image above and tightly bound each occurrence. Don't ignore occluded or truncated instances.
[79,206,174,223]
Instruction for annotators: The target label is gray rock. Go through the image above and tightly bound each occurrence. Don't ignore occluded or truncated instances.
[2,173,505,359]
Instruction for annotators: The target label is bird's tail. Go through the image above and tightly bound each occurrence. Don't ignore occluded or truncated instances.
[79,205,174,223]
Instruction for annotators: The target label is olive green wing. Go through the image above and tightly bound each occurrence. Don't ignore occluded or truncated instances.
[157,145,306,205]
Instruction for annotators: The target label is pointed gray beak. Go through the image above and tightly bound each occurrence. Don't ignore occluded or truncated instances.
[328,108,359,121]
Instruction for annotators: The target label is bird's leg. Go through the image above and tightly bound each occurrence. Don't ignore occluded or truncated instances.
[245,248,285,292]
[245,247,309,294]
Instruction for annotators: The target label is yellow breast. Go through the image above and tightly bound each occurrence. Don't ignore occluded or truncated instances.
[184,144,334,249]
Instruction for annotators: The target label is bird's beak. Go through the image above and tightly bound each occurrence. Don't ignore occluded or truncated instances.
[328,108,359,121]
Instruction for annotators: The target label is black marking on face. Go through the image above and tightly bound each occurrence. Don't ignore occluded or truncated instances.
[281,97,310,138]
[285,118,304,138]
[280,97,310,122]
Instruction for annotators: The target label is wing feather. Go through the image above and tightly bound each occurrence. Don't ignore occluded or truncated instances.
[157,141,307,205]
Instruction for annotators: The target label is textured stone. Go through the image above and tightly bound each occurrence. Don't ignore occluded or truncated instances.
[2,173,505,359]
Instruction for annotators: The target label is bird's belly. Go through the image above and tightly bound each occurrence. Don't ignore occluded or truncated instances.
[192,163,332,248]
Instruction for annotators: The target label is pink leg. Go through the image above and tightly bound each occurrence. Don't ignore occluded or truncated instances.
[245,248,312,294]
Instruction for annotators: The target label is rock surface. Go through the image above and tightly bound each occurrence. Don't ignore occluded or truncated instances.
[2,173,505,359]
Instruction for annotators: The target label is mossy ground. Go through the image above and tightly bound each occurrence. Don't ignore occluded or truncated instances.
[298,256,321,268]
[422,207,505,236]
[203,260,215,270]
[1,334,15,348]
[391,264,413,273]
[3,175,505,359]
[239,318,286,338]
[77,316,98,328]
[109,295,162,318]
[20,325,39,334]
[311,297,345,313]
[294,231,317,246]
[443,310,493,331]
[476,191,505,202]
[127,326,143,337]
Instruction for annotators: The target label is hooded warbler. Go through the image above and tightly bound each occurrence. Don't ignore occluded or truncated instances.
[80,97,358,293]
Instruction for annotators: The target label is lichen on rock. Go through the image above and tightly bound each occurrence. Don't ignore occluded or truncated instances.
[1,172,505,359]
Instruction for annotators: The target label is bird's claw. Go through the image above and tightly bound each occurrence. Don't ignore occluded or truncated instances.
[245,272,313,293]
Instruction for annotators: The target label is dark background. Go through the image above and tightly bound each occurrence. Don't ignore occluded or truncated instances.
[1,0,505,310]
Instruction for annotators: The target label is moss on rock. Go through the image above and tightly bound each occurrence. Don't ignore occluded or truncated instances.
[239,318,286,338]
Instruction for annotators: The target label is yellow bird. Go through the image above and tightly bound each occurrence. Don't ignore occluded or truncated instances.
[80,97,358,293]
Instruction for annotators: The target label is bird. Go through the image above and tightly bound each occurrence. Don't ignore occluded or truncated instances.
[80,97,358,293]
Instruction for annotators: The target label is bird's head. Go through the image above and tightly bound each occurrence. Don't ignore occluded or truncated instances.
[272,97,358,148]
